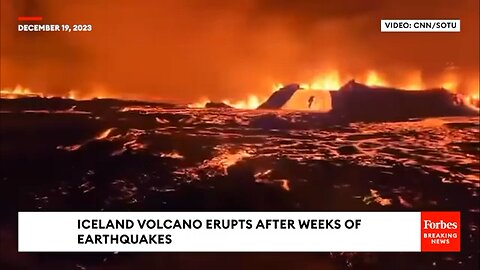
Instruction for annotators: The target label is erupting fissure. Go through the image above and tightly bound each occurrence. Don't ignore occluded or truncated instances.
[1,70,478,110]
[188,70,479,110]
[0,85,78,100]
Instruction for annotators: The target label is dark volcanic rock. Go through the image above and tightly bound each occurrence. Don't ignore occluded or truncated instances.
[257,84,301,110]
[0,97,175,113]
[337,145,361,155]
[255,80,477,123]
[329,80,478,122]
[205,102,233,109]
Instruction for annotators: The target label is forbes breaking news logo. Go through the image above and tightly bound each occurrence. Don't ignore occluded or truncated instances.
[421,212,461,252]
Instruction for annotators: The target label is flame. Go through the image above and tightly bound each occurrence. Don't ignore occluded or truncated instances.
[188,91,269,110]
[441,71,459,92]
[188,95,263,109]
[300,71,341,90]
[4,67,479,111]
[65,90,78,99]
[0,85,46,99]
[187,98,210,108]
[365,70,388,86]
[272,83,284,92]
[222,95,262,109]
[187,102,206,108]
[401,70,424,90]
[0,85,95,100]
[291,70,385,92]
[187,69,478,110]
[311,71,342,90]
[465,94,479,109]
[442,81,458,91]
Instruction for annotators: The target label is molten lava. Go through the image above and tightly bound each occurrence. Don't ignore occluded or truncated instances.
[95,128,115,140]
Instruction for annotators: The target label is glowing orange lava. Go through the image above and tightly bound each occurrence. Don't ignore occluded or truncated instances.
[95,128,115,140]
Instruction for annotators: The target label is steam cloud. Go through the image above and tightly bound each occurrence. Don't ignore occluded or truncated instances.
[1,0,478,102]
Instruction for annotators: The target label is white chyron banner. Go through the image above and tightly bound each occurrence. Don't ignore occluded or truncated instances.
[18,211,421,252]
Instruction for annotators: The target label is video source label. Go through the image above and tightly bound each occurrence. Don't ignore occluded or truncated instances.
[381,20,460,32]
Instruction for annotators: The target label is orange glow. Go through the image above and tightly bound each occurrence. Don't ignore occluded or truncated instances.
[283,90,332,111]
[441,73,459,93]
[465,94,479,109]
[290,70,387,93]
[58,144,82,152]
[65,90,78,99]
[300,71,341,90]
[222,95,262,109]
[0,85,96,100]
[365,70,388,87]
[442,81,458,91]
[4,68,479,111]
[311,71,342,90]
[185,66,480,110]
[0,85,45,99]
[199,148,252,176]
[272,83,284,92]
[95,128,115,140]
[187,98,210,108]
[276,179,291,191]
[364,189,392,206]
[1,1,477,107]
[400,70,425,90]
[188,95,263,109]
[57,128,115,152]
[159,151,184,159]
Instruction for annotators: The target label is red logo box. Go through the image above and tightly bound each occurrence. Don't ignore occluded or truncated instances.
[421,211,460,252]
